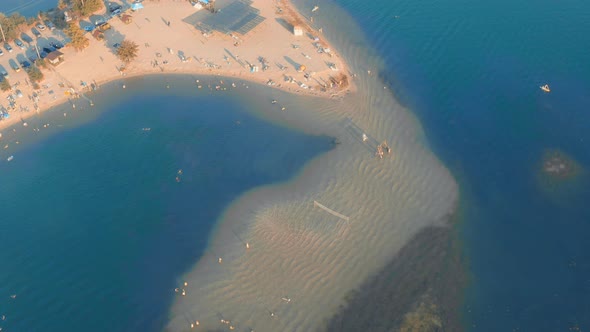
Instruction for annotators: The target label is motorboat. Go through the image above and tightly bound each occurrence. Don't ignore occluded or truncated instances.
[540,84,551,93]
[7,155,13,162]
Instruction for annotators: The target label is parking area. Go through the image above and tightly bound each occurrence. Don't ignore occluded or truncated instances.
[0,24,67,81]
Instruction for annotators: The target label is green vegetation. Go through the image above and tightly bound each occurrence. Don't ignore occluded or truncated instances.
[0,12,30,42]
[36,11,49,22]
[0,78,11,92]
[116,40,139,64]
[26,65,44,83]
[35,58,47,69]
[65,22,89,50]
[72,0,104,18]
[57,0,68,10]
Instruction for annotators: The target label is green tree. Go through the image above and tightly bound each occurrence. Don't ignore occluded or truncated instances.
[65,22,89,50]
[35,58,47,69]
[0,78,10,91]
[72,0,103,18]
[57,0,68,10]
[0,12,27,41]
[26,65,44,82]
[116,40,139,64]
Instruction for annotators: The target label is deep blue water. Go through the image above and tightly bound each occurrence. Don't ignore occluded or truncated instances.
[0,82,332,331]
[0,0,56,17]
[3,0,590,330]
[334,0,590,330]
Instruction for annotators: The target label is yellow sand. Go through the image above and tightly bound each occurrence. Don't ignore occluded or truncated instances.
[0,0,458,331]
[0,0,349,133]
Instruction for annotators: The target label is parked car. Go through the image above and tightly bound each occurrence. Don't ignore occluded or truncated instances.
[50,42,63,49]
[43,47,54,54]
[0,69,8,78]
[20,61,31,68]
[14,39,25,49]
[36,23,46,31]
[0,49,3,56]
[46,21,56,30]
[21,33,33,43]
[4,43,12,53]
[40,51,48,59]
[32,28,41,38]
[10,62,20,72]
[113,42,121,48]
[109,4,122,13]
[29,56,38,64]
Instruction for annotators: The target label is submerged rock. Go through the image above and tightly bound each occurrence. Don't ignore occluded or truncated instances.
[399,299,442,332]
[540,149,581,180]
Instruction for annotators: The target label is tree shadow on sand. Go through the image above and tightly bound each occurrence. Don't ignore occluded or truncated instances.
[275,17,293,32]
[283,56,300,69]
[103,28,127,55]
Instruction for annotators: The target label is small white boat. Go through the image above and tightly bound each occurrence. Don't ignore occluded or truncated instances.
[7,155,13,162]
[362,133,368,142]
[312,5,319,12]
[540,84,551,93]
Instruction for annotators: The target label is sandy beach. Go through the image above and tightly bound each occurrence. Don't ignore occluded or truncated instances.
[0,0,351,133]
[0,0,459,331]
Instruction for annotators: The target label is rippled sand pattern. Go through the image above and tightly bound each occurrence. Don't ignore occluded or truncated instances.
[167,1,457,331]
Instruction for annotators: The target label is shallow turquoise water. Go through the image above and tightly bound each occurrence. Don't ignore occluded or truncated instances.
[0,78,333,331]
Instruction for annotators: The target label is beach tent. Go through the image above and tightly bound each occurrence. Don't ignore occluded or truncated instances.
[131,3,144,11]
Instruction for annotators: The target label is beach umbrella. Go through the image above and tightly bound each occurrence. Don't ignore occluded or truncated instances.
[131,3,144,11]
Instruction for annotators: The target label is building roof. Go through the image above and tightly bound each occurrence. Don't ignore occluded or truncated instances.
[46,50,64,62]
[184,0,265,35]
[92,30,105,39]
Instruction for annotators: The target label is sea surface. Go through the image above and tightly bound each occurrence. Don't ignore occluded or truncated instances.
[1,0,589,331]
[0,76,333,331]
[0,0,56,17]
[330,0,590,330]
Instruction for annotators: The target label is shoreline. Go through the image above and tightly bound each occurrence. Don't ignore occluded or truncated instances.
[0,0,354,134]
[1,0,463,331]
[163,1,461,331]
